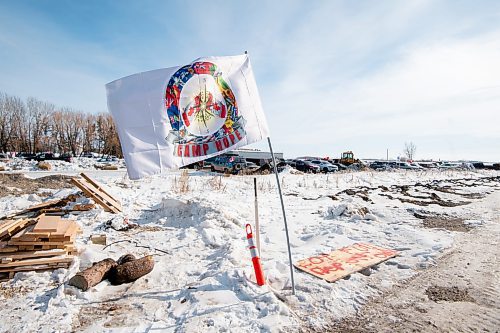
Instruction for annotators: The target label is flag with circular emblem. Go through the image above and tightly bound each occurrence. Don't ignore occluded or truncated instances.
[106,54,270,180]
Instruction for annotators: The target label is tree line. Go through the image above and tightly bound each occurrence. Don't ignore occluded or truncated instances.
[0,92,122,157]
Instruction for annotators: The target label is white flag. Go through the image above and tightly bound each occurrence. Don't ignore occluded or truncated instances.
[106,54,270,180]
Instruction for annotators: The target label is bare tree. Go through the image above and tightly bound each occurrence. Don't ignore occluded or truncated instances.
[2,94,26,153]
[403,142,417,160]
[81,114,97,154]
[0,91,122,157]
[96,113,122,157]
[0,93,18,152]
[26,97,53,153]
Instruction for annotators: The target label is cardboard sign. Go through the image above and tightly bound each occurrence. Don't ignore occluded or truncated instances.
[294,242,398,282]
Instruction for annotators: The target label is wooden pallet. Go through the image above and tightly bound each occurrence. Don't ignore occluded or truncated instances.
[71,173,122,213]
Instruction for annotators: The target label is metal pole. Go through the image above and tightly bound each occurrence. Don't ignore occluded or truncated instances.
[267,137,296,295]
[254,177,261,255]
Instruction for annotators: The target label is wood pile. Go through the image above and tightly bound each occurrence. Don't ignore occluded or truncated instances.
[0,173,122,281]
[0,214,81,281]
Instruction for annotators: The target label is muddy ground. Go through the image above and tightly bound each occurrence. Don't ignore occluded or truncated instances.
[321,191,500,333]
[0,173,73,197]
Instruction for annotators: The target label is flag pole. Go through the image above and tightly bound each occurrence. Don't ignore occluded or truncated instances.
[267,137,296,295]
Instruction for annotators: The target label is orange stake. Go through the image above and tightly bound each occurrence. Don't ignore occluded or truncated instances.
[246,224,265,286]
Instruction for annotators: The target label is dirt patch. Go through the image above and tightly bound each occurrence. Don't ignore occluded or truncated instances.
[422,217,472,232]
[0,173,73,197]
[0,285,33,299]
[425,286,475,302]
[74,302,140,330]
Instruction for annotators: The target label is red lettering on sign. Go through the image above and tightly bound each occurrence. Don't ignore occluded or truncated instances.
[215,140,223,151]
[192,145,201,157]
[229,133,236,145]
[345,253,369,264]
[309,256,325,264]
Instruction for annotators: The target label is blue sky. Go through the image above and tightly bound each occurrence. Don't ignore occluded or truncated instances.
[1,0,499,161]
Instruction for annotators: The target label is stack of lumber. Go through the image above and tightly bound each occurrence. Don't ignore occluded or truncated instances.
[0,214,81,281]
[0,173,121,281]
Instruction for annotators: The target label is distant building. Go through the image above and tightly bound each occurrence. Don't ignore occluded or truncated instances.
[228,149,284,166]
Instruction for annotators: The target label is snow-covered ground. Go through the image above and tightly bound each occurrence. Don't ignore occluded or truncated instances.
[0,157,126,172]
[0,168,499,332]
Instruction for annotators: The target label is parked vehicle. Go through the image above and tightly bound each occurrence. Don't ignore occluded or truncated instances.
[35,152,72,162]
[295,160,320,173]
[328,161,348,171]
[96,156,119,163]
[389,162,418,170]
[309,160,338,173]
[285,159,298,168]
[59,153,73,163]
[409,162,424,169]
[80,152,95,158]
[438,162,461,169]
[370,161,392,171]
[0,153,10,163]
[211,155,247,174]
[17,152,37,160]
[244,161,260,172]
[339,151,355,165]
[417,162,438,169]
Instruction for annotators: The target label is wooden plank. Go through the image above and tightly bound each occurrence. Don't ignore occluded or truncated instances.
[33,214,62,232]
[80,173,122,210]
[0,255,73,268]
[0,219,34,240]
[0,218,28,235]
[294,242,398,283]
[0,241,19,252]
[0,262,71,273]
[0,249,66,261]
[1,199,65,220]
[73,177,121,213]
[8,238,74,246]
[0,220,19,234]
[73,174,122,213]
[62,222,78,238]
[24,199,65,212]
[0,219,16,232]
[72,178,120,213]
[10,224,36,241]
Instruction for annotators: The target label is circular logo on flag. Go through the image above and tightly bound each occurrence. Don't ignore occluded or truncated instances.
[165,61,247,158]
[166,62,239,140]
[178,74,227,136]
